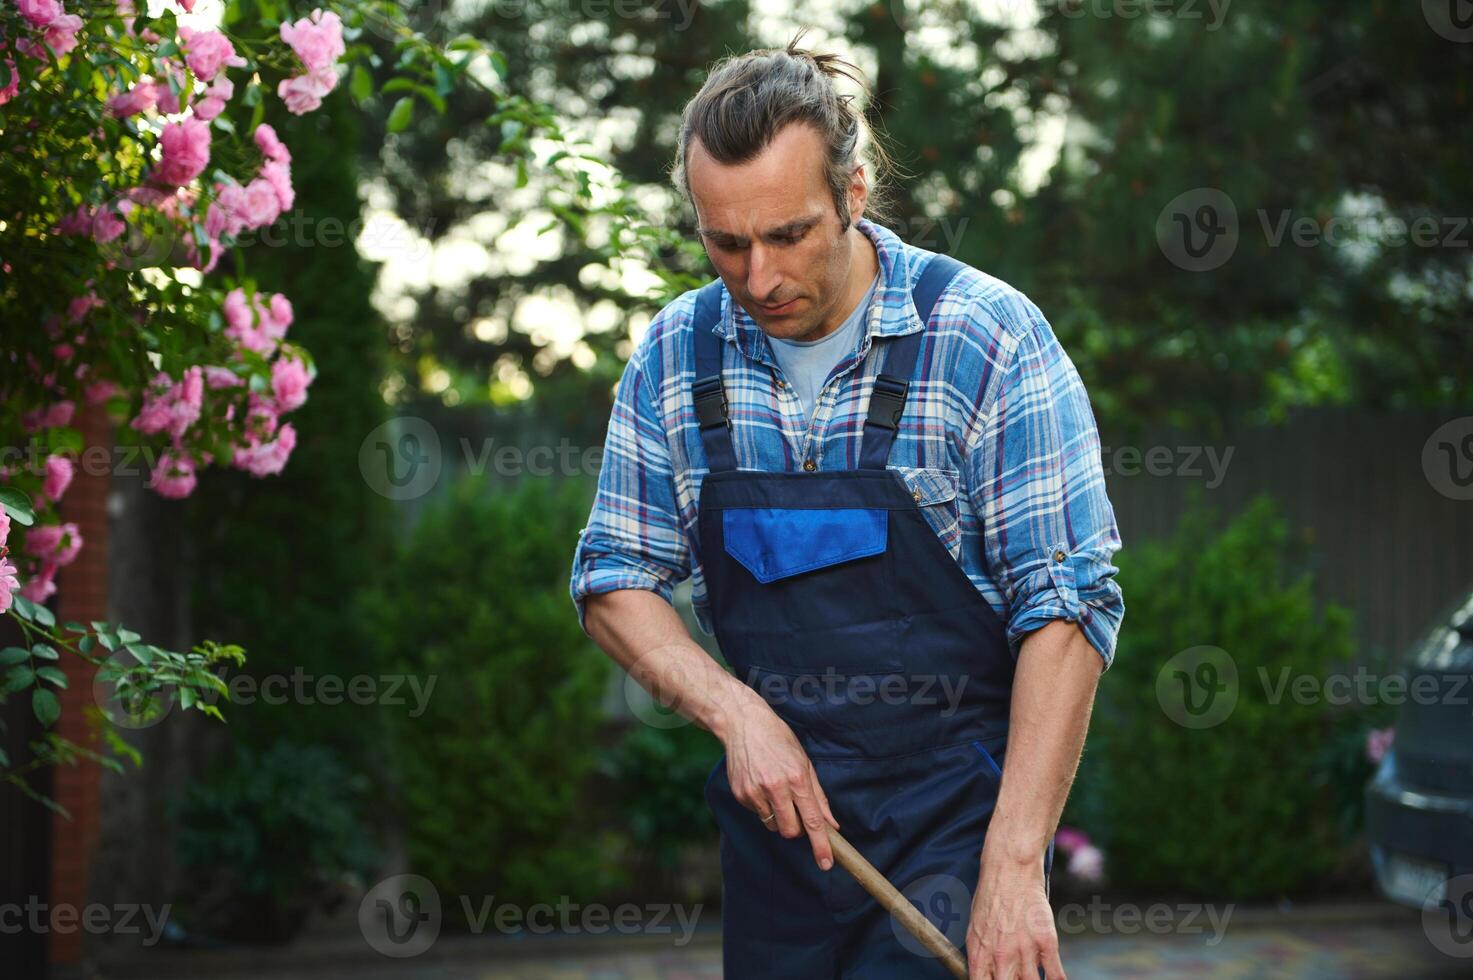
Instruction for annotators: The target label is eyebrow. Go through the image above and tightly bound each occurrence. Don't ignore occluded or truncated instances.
[696,215,821,245]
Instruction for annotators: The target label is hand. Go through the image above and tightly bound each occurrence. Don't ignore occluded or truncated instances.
[965,846,1063,979]
[720,691,840,871]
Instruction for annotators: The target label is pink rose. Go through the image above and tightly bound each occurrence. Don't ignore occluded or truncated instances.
[106,80,157,118]
[276,66,336,115]
[0,556,20,614]
[270,355,311,412]
[278,8,345,73]
[152,117,212,188]
[17,0,64,30]
[0,58,19,106]
[19,561,58,604]
[253,122,291,163]
[178,27,246,83]
[149,449,197,498]
[25,522,83,566]
[43,455,74,502]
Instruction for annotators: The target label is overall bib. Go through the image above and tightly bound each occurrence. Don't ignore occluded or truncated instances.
[691,254,1054,978]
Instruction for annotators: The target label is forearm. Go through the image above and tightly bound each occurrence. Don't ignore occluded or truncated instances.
[584,587,759,742]
[985,619,1103,865]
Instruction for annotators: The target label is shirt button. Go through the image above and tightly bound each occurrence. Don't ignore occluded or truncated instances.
[775,378,788,389]
[912,489,922,502]
[803,459,817,472]
[1053,549,1067,563]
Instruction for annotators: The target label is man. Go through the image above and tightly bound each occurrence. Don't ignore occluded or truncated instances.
[570,36,1124,980]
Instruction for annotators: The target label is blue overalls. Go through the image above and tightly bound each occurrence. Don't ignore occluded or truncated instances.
[691,254,1054,978]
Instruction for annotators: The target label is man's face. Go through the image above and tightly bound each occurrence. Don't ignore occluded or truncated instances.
[687,121,868,343]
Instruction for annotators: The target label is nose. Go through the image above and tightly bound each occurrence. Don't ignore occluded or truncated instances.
[746,243,783,304]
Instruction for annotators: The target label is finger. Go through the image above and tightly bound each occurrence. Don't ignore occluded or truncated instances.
[790,777,834,870]
[1017,942,1040,980]
[807,760,839,829]
[764,780,801,838]
[1039,939,1066,980]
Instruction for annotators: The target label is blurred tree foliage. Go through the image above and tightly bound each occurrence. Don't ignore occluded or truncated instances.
[361,0,1470,433]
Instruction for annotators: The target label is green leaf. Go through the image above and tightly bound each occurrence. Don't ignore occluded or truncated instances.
[0,746,9,768]
[13,596,53,627]
[36,666,67,689]
[123,642,154,665]
[0,487,35,525]
[0,648,29,666]
[4,665,35,692]
[350,64,373,102]
[33,689,60,727]
[117,628,141,644]
[31,644,59,661]
[387,96,414,133]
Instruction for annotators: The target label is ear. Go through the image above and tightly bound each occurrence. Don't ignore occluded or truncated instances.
[847,162,868,225]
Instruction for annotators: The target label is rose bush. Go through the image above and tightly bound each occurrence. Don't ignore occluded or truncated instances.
[0,0,652,810]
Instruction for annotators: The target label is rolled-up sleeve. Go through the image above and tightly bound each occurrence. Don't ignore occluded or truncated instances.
[966,300,1124,669]
[569,336,690,636]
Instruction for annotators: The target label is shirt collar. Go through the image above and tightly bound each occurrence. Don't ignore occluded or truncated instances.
[710,217,928,367]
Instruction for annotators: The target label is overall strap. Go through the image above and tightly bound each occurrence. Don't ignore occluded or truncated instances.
[857,253,967,469]
[690,278,737,472]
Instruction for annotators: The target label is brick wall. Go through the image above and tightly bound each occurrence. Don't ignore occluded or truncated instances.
[47,400,113,969]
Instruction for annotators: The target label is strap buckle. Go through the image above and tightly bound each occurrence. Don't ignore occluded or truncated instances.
[864,375,909,431]
[693,375,729,431]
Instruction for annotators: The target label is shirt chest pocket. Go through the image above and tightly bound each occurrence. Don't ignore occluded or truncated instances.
[888,465,963,562]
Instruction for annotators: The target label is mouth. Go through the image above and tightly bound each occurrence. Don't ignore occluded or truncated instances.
[757,297,800,315]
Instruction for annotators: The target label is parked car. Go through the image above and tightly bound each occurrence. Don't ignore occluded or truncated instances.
[1365,588,1473,909]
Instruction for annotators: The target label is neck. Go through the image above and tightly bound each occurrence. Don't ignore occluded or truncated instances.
[808,225,880,341]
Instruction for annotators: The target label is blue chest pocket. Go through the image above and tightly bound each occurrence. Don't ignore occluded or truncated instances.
[723,508,888,584]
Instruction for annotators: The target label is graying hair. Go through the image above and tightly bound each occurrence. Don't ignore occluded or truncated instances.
[670,28,900,232]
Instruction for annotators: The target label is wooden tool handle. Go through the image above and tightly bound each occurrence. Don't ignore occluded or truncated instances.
[826,826,969,979]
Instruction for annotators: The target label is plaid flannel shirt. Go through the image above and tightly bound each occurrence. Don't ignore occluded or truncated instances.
[570,217,1125,668]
